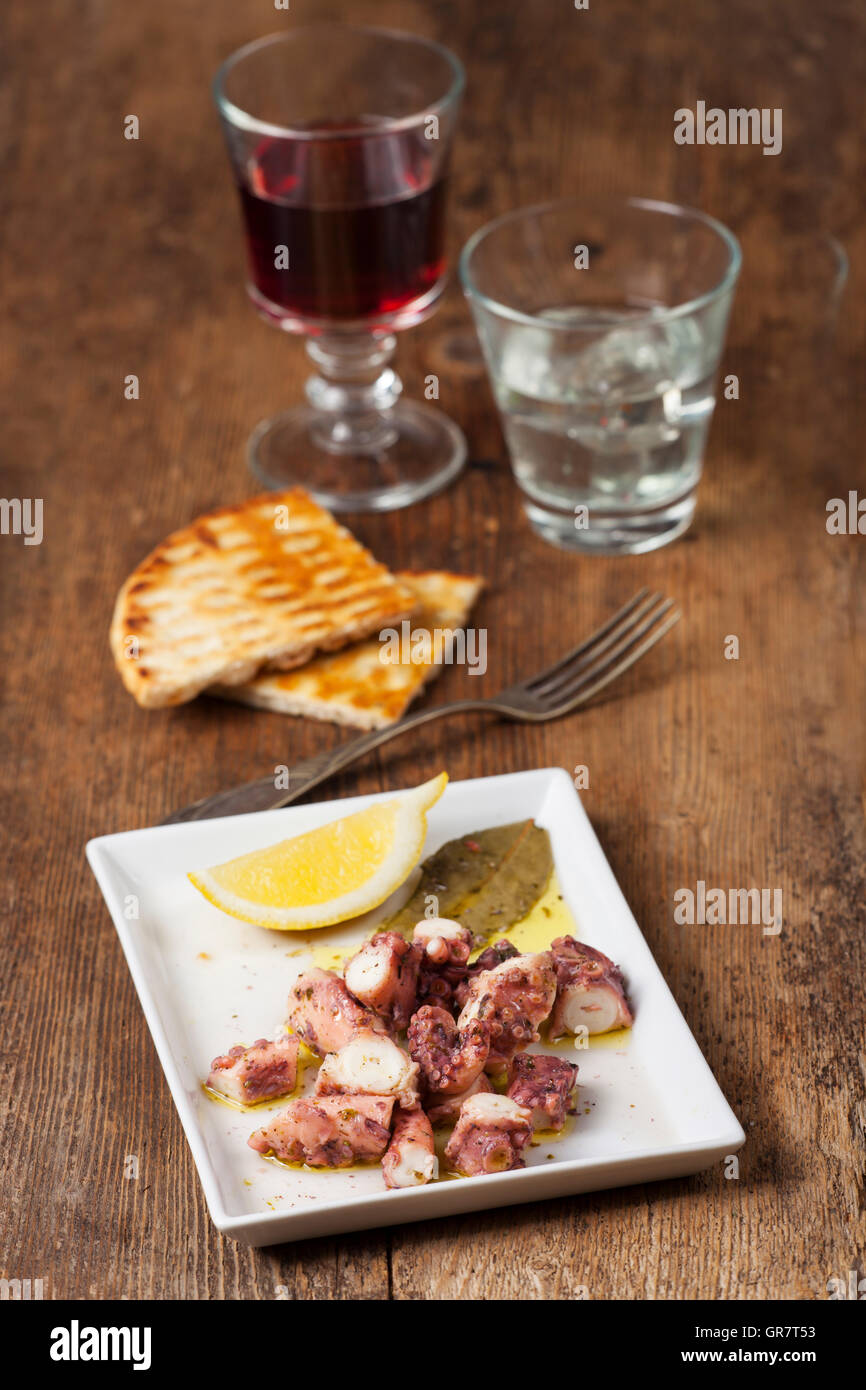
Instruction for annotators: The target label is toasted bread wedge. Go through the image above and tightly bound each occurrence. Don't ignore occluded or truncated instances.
[212,570,484,728]
[110,489,416,708]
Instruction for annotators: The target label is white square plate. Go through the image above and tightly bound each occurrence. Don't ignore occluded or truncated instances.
[86,768,744,1246]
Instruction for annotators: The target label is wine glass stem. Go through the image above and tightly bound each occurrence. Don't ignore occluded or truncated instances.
[305,332,401,455]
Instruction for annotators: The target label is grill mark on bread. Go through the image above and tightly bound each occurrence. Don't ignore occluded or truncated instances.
[110,487,416,708]
[213,570,485,729]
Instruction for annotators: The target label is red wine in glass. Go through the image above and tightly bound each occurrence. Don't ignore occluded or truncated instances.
[238,125,448,322]
[214,26,466,510]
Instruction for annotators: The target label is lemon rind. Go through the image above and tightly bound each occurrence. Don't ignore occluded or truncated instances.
[188,772,447,931]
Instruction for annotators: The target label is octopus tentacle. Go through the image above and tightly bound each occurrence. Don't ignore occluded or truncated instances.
[382,1106,438,1188]
[413,918,473,1014]
[443,1092,533,1177]
[248,1094,394,1168]
[457,951,557,1072]
[547,937,634,1039]
[454,939,521,1010]
[507,1053,578,1131]
[207,1034,299,1106]
[407,1004,490,1095]
[315,1029,420,1110]
[287,967,385,1058]
[344,932,421,1030]
[425,1072,493,1126]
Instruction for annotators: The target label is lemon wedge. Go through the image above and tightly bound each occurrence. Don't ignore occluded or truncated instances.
[188,772,447,930]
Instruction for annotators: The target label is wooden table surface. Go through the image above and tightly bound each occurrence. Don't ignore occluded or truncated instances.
[2,0,864,1301]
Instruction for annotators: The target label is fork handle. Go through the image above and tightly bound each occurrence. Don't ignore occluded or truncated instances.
[166,698,493,823]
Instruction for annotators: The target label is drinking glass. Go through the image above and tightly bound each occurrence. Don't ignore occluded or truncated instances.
[214,26,466,512]
[460,198,741,552]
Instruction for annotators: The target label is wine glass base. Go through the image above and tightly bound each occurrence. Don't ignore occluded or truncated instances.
[247,401,467,513]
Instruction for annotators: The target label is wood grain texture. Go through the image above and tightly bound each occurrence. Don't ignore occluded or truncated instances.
[1,0,864,1301]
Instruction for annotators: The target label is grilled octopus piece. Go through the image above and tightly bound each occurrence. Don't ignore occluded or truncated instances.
[547,937,634,1039]
[506,1053,578,1131]
[206,1034,299,1106]
[287,967,386,1058]
[407,1004,490,1096]
[454,938,521,1010]
[382,1106,438,1188]
[413,917,473,966]
[443,1092,533,1177]
[457,951,557,1073]
[315,1029,420,1110]
[248,1094,394,1168]
[413,918,473,1014]
[344,931,421,1030]
[425,1072,493,1126]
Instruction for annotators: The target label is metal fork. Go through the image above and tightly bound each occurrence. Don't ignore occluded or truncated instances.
[162,588,680,824]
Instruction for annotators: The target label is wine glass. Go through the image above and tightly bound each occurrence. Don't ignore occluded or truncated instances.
[214,25,466,512]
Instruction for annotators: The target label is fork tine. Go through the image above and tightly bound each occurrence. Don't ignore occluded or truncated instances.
[550,606,681,711]
[522,588,650,694]
[530,590,666,697]
[544,596,677,703]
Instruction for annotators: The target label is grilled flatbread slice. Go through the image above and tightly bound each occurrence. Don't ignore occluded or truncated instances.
[212,570,484,729]
[110,489,416,708]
